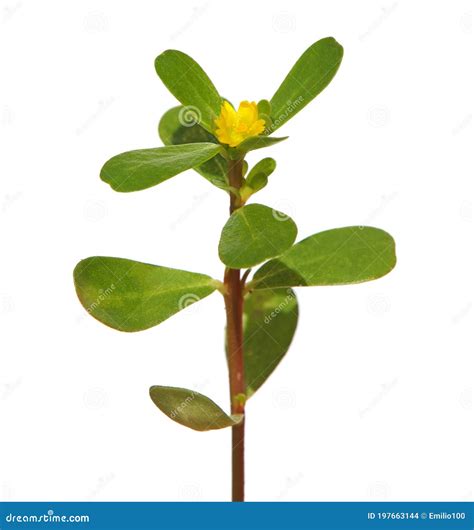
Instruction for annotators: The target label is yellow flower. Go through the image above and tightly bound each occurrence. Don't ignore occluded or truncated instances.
[214,101,265,147]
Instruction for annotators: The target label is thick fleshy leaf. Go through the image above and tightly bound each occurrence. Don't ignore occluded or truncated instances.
[218,204,298,269]
[74,257,218,332]
[100,143,222,192]
[241,160,249,177]
[149,386,242,431]
[246,158,276,191]
[243,288,298,397]
[257,99,272,128]
[158,106,227,190]
[269,37,343,133]
[240,158,276,202]
[155,50,222,133]
[250,226,396,290]
[257,99,271,118]
[229,135,287,158]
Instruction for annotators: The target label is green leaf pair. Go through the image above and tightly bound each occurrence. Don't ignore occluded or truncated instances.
[148,286,299,431]
[99,37,343,195]
[155,38,343,136]
[240,158,276,201]
[217,205,396,286]
[73,226,395,335]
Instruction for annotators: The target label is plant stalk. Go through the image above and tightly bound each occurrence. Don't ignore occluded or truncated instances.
[224,158,245,502]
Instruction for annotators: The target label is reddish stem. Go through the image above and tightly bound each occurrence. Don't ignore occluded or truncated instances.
[223,158,246,502]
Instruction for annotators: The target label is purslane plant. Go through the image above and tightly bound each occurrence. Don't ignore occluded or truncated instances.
[73,37,396,501]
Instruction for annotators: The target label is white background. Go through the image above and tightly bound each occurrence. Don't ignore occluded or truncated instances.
[1,0,472,502]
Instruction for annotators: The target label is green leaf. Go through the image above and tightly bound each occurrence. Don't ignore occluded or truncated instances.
[246,158,276,191]
[240,158,276,202]
[250,226,396,290]
[269,37,344,132]
[218,204,298,269]
[155,50,222,133]
[241,160,249,177]
[149,386,242,431]
[257,99,272,128]
[73,257,218,332]
[158,106,228,190]
[229,135,288,159]
[257,99,271,117]
[243,288,298,397]
[100,143,222,192]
